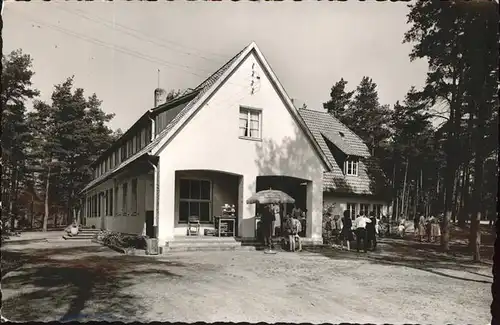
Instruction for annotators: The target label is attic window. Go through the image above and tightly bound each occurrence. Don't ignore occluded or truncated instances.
[239,106,261,140]
[338,131,345,138]
[344,158,358,176]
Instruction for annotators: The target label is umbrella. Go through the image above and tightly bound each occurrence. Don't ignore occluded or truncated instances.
[246,189,295,205]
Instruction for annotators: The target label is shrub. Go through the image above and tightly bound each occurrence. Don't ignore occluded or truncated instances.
[98,231,148,250]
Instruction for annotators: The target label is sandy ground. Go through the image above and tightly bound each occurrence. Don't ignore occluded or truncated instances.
[1,235,493,324]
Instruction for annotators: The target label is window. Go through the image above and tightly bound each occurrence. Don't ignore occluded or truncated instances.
[121,145,127,161]
[122,182,128,214]
[105,190,109,216]
[92,195,97,217]
[146,124,152,143]
[136,134,141,152]
[87,198,91,218]
[109,189,114,216]
[98,193,102,217]
[114,185,119,216]
[239,107,261,139]
[115,148,120,166]
[140,129,145,148]
[360,204,370,217]
[373,204,382,218]
[345,159,359,176]
[131,179,138,214]
[127,140,133,157]
[347,203,356,220]
[179,179,212,223]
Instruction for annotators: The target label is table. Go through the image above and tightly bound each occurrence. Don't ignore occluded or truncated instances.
[216,217,236,237]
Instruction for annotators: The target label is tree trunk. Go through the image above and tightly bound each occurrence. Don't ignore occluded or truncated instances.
[42,165,51,232]
[401,157,409,219]
[470,153,483,261]
[451,168,461,223]
[458,165,470,227]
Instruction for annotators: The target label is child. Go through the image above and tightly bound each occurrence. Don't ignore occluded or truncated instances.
[290,215,302,252]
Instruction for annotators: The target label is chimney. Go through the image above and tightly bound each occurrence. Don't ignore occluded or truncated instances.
[154,88,167,108]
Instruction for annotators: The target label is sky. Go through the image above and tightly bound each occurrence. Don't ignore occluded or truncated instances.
[4,1,428,132]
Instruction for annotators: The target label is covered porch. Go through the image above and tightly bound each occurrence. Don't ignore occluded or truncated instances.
[172,170,243,237]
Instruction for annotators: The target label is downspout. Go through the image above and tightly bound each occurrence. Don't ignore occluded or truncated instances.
[148,114,156,140]
[148,160,159,238]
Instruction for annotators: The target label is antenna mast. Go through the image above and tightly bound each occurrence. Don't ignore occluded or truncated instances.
[157,69,160,88]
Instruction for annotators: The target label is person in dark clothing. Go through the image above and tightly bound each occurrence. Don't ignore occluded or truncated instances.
[367,211,377,251]
[354,213,371,253]
[261,204,276,250]
[340,210,354,251]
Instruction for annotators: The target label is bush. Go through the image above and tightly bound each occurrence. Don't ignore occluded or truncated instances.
[97,231,147,250]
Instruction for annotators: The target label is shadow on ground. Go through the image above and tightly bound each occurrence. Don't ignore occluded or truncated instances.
[305,238,493,285]
[1,245,185,322]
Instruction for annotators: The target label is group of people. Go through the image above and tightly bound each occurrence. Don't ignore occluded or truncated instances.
[330,210,380,253]
[414,214,442,242]
[258,203,306,252]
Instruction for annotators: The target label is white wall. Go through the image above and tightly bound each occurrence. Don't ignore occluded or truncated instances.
[156,50,325,242]
[85,172,153,235]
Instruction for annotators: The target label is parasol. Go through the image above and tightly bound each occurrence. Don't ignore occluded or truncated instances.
[246,189,295,205]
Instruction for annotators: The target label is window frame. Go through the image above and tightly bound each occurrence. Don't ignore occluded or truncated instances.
[344,158,359,176]
[360,203,370,217]
[238,106,262,141]
[346,203,356,220]
[122,182,128,215]
[178,178,213,223]
[131,178,138,215]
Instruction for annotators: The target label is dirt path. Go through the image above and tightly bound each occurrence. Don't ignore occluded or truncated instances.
[1,240,492,324]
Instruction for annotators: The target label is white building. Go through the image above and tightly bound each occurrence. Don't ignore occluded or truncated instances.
[81,42,389,248]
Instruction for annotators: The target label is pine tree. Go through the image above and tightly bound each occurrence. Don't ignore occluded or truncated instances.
[323,78,354,120]
[28,77,116,229]
[1,50,39,229]
[346,77,391,157]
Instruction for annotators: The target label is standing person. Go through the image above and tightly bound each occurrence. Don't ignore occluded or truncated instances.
[261,204,275,251]
[367,212,377,251]
[376,216,382,238]
[273,203,281,237]
[292,204,302,219]
[340,210,354,251]
[354,213,371,253]
[418,213,426,242]
[300,208,307,237]
[426,215,433,242]
[291,214,303,252]
[431,214,442,243]
[414,214,420,238]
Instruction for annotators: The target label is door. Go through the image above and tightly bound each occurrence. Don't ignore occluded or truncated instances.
[145,210,154,237]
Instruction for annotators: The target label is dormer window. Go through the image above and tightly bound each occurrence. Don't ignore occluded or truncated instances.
[345,158,358,176]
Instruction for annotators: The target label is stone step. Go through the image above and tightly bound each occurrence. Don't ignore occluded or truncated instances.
[62,234,94,240]
[172,236,239,243]
[164,243,257,253]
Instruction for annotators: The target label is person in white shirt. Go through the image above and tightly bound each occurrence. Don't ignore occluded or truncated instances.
[354,213,372,253]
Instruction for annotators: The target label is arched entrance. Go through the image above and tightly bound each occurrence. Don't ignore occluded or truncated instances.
[255,175,309,217]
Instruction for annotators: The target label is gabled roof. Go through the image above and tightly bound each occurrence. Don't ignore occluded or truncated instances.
[300,109,370,158]
[150,42,332,171]
[299,108,388,197]
[82,48,244,193]
[83,42,333,193]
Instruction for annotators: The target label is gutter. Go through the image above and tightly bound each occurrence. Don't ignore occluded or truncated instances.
[147,160,159,238]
